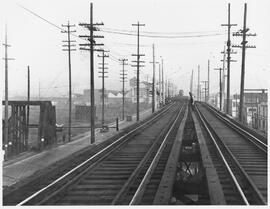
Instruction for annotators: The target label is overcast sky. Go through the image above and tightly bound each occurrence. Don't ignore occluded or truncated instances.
[1,0,269,98]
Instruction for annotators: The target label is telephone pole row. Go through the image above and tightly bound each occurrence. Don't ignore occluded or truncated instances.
[62,21,76,142]
[220,45,237,111]
[190,69,194,96]
[149,44,158,113]
[221,3,237,114]
[197,65,200,101]
[98,50,109,128]
[158,63,161,107]
[214,68,223,111]
[3,25,15,159]
[232,3,256,122]
[201,81,208,102]
[161,58,164,105]
[119,58,128,120]
[146,75,150,104]
[167,79,172,99]
[26,66,30,148]
[131,22,145,121]
[165,78,168,100]
[207,60,210,102]
[79,3,104,143]
[220,47,226,111]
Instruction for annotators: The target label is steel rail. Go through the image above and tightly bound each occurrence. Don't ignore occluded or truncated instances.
[129,104,184,205]
[17,103,175,206]
[196,103,267,205]
[203,103,267,152]
[195,104,249,205]
[37,104,180,205]
[111,103,184,204]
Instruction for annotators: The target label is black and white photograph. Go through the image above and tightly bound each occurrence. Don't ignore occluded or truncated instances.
[0,0,269,206]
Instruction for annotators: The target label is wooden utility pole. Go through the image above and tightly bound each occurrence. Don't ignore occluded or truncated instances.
[201,81,208,102]
[171,83,173,97]
[220,46,226,111]
[3,25,14,159]
[158,63,161,108]
[221,3,237,114]
[131,22,145,121]
[98,50,109,127]
[172,83,174,97]
[233,3,256,122]
[221,47,237,112]
[214,68,223,111]
[89,4,95,141]
[207,60,210,102]
[164,77,167,100]
[79,3,104,143]
[161,58,164,105]
[62,21,76,142]
[27,66,30,102]
[197,65,200,101]
[149,44,158,113]
[26,66,30,147]
[190,69,193,95]
[119,58,128,120]
[4,27,9,158]
[167,79,170,99]
[146,75,150,104]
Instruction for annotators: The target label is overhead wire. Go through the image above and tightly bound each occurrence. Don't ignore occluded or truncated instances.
[100,29,227,38]
[17,4,124,62]
[18,4,66,32]
[18,3,226,67]
[103,27,226,35]
[17,3,223,93]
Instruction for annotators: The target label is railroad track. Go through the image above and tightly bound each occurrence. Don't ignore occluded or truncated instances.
[3,104,173,205]
[16,101,186,205]
[195,102,267,205]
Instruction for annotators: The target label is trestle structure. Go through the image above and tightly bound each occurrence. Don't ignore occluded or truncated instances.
[2,101,56,157]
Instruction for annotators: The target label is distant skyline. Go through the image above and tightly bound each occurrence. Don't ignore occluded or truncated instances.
[1,0,269,98]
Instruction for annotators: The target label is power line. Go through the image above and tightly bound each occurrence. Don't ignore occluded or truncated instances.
[100,29,227,38]
[103,27,226,35]
[110,40,226,47]
[18,4,65,32]
[18,3,139,88]
[109,42,152,47]
[17,4,124,62]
